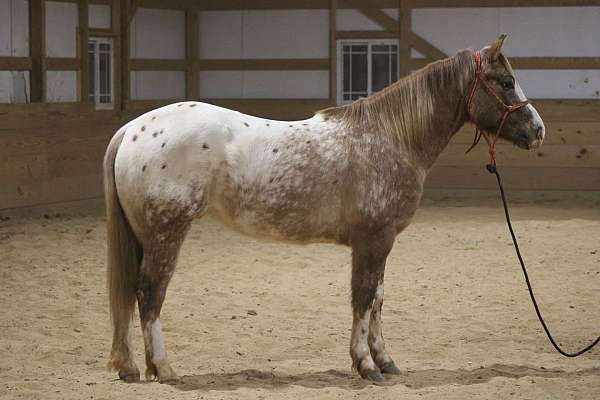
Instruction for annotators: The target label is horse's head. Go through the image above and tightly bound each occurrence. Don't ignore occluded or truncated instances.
[468,35,545,150]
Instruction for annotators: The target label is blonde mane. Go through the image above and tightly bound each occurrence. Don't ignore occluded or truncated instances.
[319,49,475,146]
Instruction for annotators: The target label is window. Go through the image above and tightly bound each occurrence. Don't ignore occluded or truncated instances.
[337,40,399,104]
[88,37,113,109]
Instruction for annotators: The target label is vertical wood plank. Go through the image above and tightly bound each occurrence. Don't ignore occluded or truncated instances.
[112,0,122,110]
[120,0,131,109]
[329,0,337,104]
[399,0,411,77]
[30,0,46,102]
[78,0,90,102]
[185,9,198,100]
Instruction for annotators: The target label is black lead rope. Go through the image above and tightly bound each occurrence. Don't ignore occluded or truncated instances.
[487,163,600,357]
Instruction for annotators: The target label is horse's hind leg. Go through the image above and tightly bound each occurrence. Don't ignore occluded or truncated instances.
[368,278,401,375]
[349,226,395,382]
[136,217,192,383]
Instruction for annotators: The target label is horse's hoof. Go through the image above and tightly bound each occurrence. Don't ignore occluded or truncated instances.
[118,369,140,383]
[380,361,401,375]
[157,363,179,384]
[363,369,385,383]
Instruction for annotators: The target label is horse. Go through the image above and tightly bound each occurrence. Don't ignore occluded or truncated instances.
[104,35,545,384]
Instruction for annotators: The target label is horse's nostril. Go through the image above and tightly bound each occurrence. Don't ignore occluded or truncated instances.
[536,126,544,141]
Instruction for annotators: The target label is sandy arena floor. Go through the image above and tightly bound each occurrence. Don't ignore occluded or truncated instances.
[1,200,600,400]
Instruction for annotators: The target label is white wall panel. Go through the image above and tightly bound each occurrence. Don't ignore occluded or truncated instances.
[516,70,600,99]
[198,11,242,59]
[242,10,328,59]
[0,71,29,103]
[243,70,329,98]
[199,9,328,59]
[499,7,600,57]
[0,0,29,57]
[337,8,398,31]
[130,71,185,100]
[46,71,77,102]
[198,71,243,98]
[45,1,78,58]
[130,8,185,59]
[89,4,111,29]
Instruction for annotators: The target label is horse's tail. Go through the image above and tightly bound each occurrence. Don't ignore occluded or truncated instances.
[104,128,142,343]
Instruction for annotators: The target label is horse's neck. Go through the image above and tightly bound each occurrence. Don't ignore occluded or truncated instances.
[401,57,473,170]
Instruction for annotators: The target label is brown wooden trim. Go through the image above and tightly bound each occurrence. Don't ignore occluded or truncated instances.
[197,58,330,71]
[409,32,447,60]
[356,7,399,33]
[336,30,398,39]
[89,28,118,37]
[409,57,600,70]
[112,0,122,111]
[130,58,187,71]
[30,0,45,102]
[406,0,600,7]
[0,57,32,71]
[78,0,90,103]
[90,0,112,4]
[186,9,199,99]
[511,57,600,70]
[45,57,80,71]
[399,0,412,77]
[329,0,337,103]
[120,0,131,107]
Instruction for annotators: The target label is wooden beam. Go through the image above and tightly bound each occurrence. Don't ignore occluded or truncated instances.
[510,57,600,70]
[409,32,447,61]
[336,30,398,39]
[185,9,199,99]
[130,58,187,71]
[0,57,32,70]
[45,57,80,70]
[112,0,122,110]
[356,7,399,33]
[120,0,131,108]
[30,0,45,102]
[399,0,411,77]
[197,58,330,70]
[89,28,118,37]
[78,0,90,103]
[329,0,337,103]
[405,0,600,7]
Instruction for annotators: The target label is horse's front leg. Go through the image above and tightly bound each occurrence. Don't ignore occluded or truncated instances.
[349,227,395,382]
[368,278,401,375]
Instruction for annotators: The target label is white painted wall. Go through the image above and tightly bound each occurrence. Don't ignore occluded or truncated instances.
[45,1,78,58]
[130,8,185,59]
[198,70,329,99]
[89,4,111,29]
[0,0,29,103]
[336,8,397,31]
[412,7,600,98]
[130,71,186,100]
[46,71,77,102]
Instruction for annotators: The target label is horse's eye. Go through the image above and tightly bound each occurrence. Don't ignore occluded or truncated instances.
[502,79,514,90]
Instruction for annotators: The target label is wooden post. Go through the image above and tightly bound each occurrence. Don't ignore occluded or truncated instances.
[78,0,90,103]
[329,0,337,104]
[399,0,411,77]
[120,0,132,109]
[185,9,198,100]
[29,0,46,102]
[112,0,122,110]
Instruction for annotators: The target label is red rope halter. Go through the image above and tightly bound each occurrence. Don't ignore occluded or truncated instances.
[465,51,530,166]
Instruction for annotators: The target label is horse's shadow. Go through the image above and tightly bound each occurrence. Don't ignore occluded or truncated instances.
[168,364,600,392]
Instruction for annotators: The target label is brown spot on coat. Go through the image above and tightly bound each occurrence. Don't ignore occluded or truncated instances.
[161,142,166,148]
[202,143,209,149]
[151,116,156,120]
[132,135,138,142]
[142,165,147,172]
[272,148,278,153]
[189,104,197,107]
[161,164,167,169]
[141,126,146,132]
[244,122,249,127]
[152,132,159,138]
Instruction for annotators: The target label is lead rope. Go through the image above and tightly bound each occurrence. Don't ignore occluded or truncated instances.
[487,162,600,357]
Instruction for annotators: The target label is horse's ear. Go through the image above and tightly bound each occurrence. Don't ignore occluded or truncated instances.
[488,34,507,62]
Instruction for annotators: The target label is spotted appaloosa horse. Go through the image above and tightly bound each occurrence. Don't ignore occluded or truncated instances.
[104,35,544,383]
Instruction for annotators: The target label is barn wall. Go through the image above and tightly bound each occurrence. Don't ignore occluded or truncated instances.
[197,9,330,99]
[0,0,30,103]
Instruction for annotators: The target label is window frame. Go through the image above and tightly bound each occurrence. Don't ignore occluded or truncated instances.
[336,39,400,105]
[88,36,114,110]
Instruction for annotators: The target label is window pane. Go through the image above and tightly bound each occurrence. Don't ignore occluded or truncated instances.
[350,52,368,93]
[99,43,110,52]
[343,53,350,93]
[372,53,390,92]
[99,51,111,102]
[391,53,398,84]
[372,44,390,53]
[350,45,367,53]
